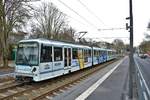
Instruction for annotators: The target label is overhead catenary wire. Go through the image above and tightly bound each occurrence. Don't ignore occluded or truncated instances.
[57,0,98,29]
[98,27,126,31]
[77,0,106,26]
[65,14,89,28]
[84,37,129,39]
[83,37,129,44]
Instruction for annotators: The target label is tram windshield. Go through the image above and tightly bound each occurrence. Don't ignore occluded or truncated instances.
[16,42,39,66]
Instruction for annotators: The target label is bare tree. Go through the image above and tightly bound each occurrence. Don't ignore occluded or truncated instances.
[112,39,125,54]
[60,26,76,42]
[0,0,33,67]
[30,24,43,38]
[33,2,67,39]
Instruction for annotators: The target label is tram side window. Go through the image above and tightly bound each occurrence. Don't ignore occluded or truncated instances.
[94,50,96,56]
[108,51,110,56]
[99,50,102,56]
[72,48,78,59]
[84,50,88,62]
[84,50,88,57]
[88,50,91,57]
[109,51,111,56]
[97,51,98,56]
[40,45,52,62]
[54,47,62,61]
[103,51,106,55]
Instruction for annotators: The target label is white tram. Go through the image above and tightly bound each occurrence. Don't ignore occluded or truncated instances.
[15,39,116,81]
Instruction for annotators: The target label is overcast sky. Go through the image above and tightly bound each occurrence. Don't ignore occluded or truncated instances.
[35,0,150,46]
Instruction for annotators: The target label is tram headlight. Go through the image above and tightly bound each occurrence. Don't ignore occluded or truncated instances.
[32,67,37,73]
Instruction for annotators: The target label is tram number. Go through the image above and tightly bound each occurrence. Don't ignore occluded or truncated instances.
[55,63,61,66]
[44,64,50,69]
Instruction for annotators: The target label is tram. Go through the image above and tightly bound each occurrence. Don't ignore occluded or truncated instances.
[15,39,116,81]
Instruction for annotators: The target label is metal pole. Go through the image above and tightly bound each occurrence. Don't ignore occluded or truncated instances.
[129,0,134,99]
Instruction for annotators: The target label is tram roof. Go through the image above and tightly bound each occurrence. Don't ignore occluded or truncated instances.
[19,38,91,49]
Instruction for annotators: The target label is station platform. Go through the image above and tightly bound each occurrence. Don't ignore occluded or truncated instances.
[86,57,129,100]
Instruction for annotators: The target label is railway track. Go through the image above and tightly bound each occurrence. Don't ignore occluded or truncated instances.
[0,76,15,87]
[0,59,119,100]
[0,80,15,87]
[0,76,14,83]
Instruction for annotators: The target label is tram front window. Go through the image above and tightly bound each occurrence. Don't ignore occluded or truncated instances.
[16,42,39,66]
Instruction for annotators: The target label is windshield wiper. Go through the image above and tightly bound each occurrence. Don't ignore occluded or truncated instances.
[22,51,31,66]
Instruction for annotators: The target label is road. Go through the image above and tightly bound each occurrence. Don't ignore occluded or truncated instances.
[134,55,150,100]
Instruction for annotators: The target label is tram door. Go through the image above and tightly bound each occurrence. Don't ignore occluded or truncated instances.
[64,48,71,68]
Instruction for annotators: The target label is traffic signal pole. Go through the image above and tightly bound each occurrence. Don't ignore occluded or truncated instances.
[126,0,134,99]
[129,0,134,99]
